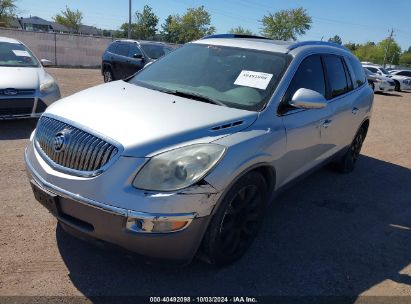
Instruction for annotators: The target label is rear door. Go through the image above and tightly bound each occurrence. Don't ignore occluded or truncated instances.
[324,55,362,152]
[277,55,335,186]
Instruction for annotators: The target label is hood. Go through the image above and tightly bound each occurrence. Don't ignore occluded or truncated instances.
[45,81,258,157]
[0,66,42,89]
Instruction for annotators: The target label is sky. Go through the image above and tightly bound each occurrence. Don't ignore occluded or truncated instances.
[14,0,411,50]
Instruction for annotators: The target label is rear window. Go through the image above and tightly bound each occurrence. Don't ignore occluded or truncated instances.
[324,55,349,98]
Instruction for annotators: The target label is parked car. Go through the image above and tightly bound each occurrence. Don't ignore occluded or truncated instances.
[362,64,411,91]
[101,40,173,82]
[364,68,395,92]
[389,69,411,78]
[25,35,373,265]
[0,37,60,119]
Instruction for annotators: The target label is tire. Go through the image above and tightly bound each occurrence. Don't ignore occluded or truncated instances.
[199,171,269,265]
[394,80,401,92]
[336,127,366,173]
[368,81,375,91]
[103,67,114,83]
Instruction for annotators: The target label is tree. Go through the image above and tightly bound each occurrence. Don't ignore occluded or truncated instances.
[229,26,254,35]
[134,5,158,40]
[328,35,342,45]
[344,42,358,52]
[351,38,401,65]
[260,7,311,41]
[53,6,83,33]
[0,0,17,27]
[160,6,215,44]
[399,52,411,67]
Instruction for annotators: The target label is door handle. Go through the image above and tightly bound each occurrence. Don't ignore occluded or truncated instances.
[352,107,359,115]
[322,119,332,128]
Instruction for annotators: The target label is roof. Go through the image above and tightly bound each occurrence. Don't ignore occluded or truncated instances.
[20,16,51,26]
[0,36,21,44]
[114,39,168,45]
[194,35,349,54]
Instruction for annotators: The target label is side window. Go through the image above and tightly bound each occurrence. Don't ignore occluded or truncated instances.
[348,57,366,88]
[128,45,142,58]
[398,71,411,77]
[323,55,349,99]
[107,43,117,53]
[115,44,130,57]
[283,55,326,103]
[367,67,378,73]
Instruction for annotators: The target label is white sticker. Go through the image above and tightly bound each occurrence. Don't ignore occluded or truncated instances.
[12,50,31,57]
[234,70,273,90]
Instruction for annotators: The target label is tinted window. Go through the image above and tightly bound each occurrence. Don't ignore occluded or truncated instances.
[398,71,411,77]
[324,56,349,98]
[283,55,326,103]
[128,44,142,58]
[115,44,130,56]
[367,67,378,73]
[140,44,173,59]
[349,57,366,88]
[107,43,117,53]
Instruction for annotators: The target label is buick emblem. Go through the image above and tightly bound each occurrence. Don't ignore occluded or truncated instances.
[3,88,18,96]
[53,129,71,152]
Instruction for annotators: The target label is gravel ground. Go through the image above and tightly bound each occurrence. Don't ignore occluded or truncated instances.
[0,68,410,299]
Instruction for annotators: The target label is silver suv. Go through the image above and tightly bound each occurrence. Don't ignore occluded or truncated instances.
[25,35,373,265]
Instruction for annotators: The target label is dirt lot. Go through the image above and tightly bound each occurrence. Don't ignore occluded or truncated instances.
[0,68,410,299]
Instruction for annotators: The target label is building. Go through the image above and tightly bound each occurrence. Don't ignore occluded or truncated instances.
[14,16,102,36]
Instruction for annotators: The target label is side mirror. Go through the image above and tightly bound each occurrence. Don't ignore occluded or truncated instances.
[40,59,53,67]
[133,53,143,59]
[290,88,327,109]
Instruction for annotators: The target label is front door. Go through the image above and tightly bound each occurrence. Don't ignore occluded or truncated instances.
[277,54,335,187]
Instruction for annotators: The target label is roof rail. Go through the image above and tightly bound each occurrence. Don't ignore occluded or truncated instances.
[287,41,349,52]
[202,34,270,40]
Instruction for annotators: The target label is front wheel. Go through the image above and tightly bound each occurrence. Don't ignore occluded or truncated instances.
[394,80,401,92]
[199,171,268,265]
[368,81,375,91]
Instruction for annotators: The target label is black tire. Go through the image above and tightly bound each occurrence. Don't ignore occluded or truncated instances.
[103,67,114,83]
[368,81,375,91]
[394,80,401,92]
[199,171,269,265]
[336,127,366,173]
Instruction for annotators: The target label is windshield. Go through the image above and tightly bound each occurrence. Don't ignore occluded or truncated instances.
[364,68,373,75]
[129,43,290,111]
[140,44,173,60]
[380,67,390,75]
[0,42,39,67]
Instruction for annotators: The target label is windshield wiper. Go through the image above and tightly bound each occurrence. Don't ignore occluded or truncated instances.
[157,88,227,107]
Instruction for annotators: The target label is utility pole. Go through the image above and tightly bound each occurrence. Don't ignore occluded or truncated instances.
[128,0,132,39]
[383,29,394,68]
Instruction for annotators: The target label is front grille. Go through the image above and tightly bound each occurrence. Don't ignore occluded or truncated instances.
[35,116,119,174]
[0,98,34,116]
[0,89,36,96]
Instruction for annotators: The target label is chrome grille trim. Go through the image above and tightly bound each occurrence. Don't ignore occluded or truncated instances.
[34,115,122,177]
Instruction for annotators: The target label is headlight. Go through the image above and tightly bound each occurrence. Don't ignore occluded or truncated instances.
[40,78,56,93]
[133,144,226,191]
[375,78,383,82]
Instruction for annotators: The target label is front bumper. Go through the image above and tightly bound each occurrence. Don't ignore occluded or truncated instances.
[0,88,60,120]
[29,177,210,262]
[25,139,218,261]
[375,82,395,92]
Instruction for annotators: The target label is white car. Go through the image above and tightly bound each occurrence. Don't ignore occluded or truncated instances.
[363,64,411,91]
[0,37,61,119]
[364,68,395,92]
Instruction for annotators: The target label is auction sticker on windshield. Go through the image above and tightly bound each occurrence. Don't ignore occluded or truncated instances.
[12,50,31,57]
[234,70,273,90]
